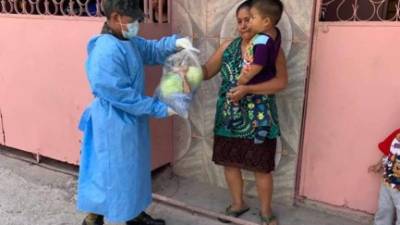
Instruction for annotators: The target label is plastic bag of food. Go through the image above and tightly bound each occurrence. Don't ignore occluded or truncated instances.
[156,49,203,119]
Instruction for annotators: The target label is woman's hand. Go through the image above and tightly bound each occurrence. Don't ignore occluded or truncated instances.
[202,40,232,80]
[228,85,249,103]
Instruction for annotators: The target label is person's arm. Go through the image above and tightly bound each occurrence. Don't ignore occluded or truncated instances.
[237,64,263,85]
[131,35,178,65]
[202,40,232,80]
[228,48,288,102]
[238,41,268,85]
[87,39,168,118]
[368,156,385,174]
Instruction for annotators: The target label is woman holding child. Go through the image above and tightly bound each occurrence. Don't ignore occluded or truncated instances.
[203,0,287,224]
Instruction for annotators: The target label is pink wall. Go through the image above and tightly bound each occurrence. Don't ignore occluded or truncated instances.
[0,15,173,168]
[300,22,400,213]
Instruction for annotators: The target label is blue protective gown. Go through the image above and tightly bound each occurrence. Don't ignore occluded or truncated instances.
[77,34,177,223]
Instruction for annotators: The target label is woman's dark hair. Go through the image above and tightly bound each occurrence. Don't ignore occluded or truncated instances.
[236,0,253,15]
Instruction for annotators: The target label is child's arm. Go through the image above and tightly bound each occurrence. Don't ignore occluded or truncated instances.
[238,64,263,85]
[238,35,270,85]
[228,49,287,103]
[368,156,384,173]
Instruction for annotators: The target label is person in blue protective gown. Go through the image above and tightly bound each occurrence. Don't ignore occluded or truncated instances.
[77,1,194,225]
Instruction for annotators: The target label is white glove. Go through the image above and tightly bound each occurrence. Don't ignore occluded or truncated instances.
[176,37,200,53]
[167,107,177,116]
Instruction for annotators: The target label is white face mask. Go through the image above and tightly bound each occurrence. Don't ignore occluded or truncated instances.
[119,19,139,39]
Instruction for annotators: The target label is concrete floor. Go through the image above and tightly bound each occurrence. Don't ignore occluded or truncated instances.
[0,150,372,225]
[152,169,372,225]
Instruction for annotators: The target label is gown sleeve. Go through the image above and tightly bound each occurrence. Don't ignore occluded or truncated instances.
[86,37,168,118]
[132,35,178,65]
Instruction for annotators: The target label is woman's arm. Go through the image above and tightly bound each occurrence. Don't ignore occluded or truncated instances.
[202,40,232,80]
[228,48,288,102]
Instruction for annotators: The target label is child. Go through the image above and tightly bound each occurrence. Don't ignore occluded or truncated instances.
[369,128,400,225]
[229,0,283,144]
[238,0,283,85]
[77,0,192,225]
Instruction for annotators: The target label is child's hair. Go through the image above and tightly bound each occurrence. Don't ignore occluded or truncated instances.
[102,0,142,20]
[251,0,284,25]
[236,0,253,16]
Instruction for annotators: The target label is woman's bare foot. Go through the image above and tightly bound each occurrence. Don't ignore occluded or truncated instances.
[230,201,248,211]
[260,213,278,225]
